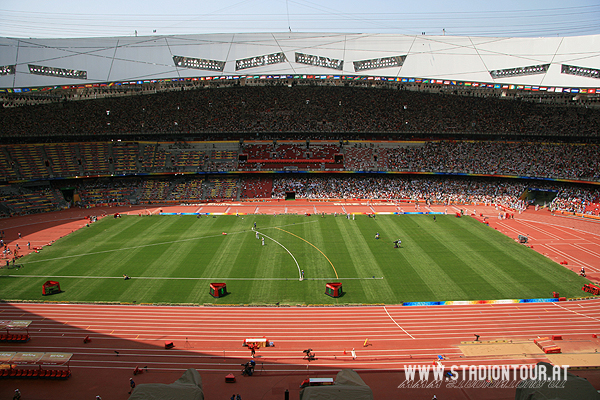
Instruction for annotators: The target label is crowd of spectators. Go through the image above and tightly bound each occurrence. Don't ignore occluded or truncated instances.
[271,176,529,208]
[2,175,598,216]
[240,177,273,199]
[2,85,600,217]
[271,176,600,214]
[377,141,600,180]
[2,86,599,138]
[550,186,600,215]
[240,143,340,160]
[1,139,598,181]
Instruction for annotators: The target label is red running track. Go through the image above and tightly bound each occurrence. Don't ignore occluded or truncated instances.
[1,300,599,400]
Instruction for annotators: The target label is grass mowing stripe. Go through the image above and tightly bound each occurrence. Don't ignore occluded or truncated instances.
[80,220,173,300]
[462,218,584,297]
[250,229,288,300]
[439,217,536,298]
[385,216,469,300]
[257,230,301,279]
[201,222,246,280]
[297,217,345,304]
[131,218,205,302]
[1,215,590,304]
[274,226,338,279]
[34,217,177,301]
[334,217,395,303]
[414,216,507,299]
[186,217,246,303]
[366,216,433,300]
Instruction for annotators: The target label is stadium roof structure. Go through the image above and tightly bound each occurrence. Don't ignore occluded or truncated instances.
[1,32,600,90]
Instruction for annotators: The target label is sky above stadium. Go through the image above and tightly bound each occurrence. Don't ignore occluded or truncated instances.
[1,0,599,39]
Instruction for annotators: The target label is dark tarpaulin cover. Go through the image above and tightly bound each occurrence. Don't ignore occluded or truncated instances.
[128,368,203,400]
[299,369,374,400]
[514,362,599,400]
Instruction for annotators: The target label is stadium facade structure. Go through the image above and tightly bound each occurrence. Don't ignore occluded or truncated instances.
[1,33,600,93]
[1,33,599,217]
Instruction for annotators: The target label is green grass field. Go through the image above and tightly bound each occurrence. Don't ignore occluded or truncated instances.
[0,214,588,305]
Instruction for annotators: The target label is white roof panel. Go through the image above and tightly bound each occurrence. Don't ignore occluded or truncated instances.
[0,33,598,88]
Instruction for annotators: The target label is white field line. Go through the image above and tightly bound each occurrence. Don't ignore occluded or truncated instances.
[383,305,415,339]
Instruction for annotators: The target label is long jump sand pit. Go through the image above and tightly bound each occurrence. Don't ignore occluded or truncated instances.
[459,341,544,358]
[545,353,600,367]
[460,338,600,367]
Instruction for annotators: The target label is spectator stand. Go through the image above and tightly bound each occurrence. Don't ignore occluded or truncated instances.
[168,179,204,202]
[80,142,111,176]
[205,178,238,200]
[6,144,49,180]
[240,176,273,199]
[112,142,140,174]
[0,352,72,379]
[240,141,341,171]
[0,320,31,343]
[1,139,599,182]
[138,179,171,203]
[0,147,19,181]
[44,143,80,178]
[170,148,205,172]
[1,188,61,215]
